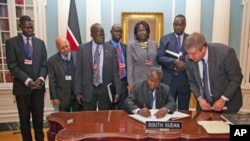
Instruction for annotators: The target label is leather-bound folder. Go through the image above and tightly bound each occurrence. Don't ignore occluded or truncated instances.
[107,83,116,102]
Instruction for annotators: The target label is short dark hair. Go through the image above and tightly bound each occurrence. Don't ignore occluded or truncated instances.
[148,67,163,79]
[90,23,102,33]
[134,21,150,40]
[19,15,32,24]
[174,14,186,21]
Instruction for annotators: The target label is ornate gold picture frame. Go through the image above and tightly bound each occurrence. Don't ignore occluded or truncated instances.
[121,12,163,44]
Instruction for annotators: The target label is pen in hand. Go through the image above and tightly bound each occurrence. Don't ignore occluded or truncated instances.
[138,103,151,117]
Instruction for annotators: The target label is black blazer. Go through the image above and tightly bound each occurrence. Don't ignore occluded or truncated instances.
[6,34,48,95]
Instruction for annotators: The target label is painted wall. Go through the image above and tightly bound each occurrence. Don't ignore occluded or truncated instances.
[46,0,242,57]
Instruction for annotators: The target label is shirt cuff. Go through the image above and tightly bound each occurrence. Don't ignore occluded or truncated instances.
[25,78,33,86]
[221,96,229,101]
[132,108,140,114]
[38,77,45,82]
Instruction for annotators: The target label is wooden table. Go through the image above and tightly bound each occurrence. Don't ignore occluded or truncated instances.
[46,110,229,141]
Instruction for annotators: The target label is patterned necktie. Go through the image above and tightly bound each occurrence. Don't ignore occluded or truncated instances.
[148,90,154,109]
[93,46,100,86]
[201,59,213,103]
[177,36,181,51]
[26,37,32,58]
[116,45,125,78]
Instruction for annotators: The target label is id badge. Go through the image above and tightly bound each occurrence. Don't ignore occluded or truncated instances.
[24,59,32,65]
[65,75,72,80]
[93,64,97,69]
[119,63,125,68]
[145,60,151,65]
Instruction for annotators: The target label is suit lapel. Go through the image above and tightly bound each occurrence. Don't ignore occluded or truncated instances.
[56,53,67,72]
[143,81,150,108]
[17,35,27,58]
[193,62,203,89]
[207,46,216,85]
[133,40,147,61]
[86,42,93,67]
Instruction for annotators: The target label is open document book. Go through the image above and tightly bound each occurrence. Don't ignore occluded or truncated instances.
[128,109,190,124]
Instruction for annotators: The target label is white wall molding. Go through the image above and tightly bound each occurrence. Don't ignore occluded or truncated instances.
[86,0,101,42]
[57,0,70,37]
[185,0,201,33]
[212,0,230,44]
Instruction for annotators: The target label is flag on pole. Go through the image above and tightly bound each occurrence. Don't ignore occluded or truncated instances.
[66,0,82,51]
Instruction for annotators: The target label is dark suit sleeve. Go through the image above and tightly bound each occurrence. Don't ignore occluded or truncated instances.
[185,55,202,99]
[123,85,141,113]
[161,84,176,113]
[111,45,122,94]
[6,38,29,82]
[157,36,176,70]
[220,48,243,99]
[74,46,83,95]
[39,41,48,79]
[48,57,57,99]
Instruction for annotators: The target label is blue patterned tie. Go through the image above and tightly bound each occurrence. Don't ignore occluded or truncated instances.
[93,46,100,86]
[177,36,181,51]
[201,59,213,103]
[26,37,32,58]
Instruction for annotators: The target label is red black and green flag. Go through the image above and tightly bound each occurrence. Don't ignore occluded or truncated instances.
[66,0,82,51]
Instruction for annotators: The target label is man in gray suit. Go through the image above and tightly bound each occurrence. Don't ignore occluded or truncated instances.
[75,23,121,110]
[6,15,47,141]
[48,36,79,112]
[184,32,243,113]
[124,67,176,118]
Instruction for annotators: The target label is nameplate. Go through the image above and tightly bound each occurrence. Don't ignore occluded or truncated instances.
[145,121,182,129]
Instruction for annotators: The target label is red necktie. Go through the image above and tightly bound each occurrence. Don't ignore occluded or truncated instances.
[116,45,124,78]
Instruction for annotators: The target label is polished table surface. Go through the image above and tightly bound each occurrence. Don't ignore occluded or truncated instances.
[46,110,229,141]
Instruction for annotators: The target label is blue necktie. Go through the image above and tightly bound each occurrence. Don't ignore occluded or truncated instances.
[26,37,32,58]
[201,59,213,103]
[177,36,181,51]
[148,90,154,109]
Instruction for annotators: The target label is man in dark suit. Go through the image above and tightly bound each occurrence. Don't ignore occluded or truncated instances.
[75,23,121,111]
[48,36,79,112]
[6,15,48,141]
[124,67,176,118]
[106,24,128,110]
[184,32,243,113]
[157,14,191,110]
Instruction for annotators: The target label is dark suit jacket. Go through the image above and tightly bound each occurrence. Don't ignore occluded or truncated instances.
[185,43,243,112]
[124,80,176,113]
[74,41,121,102]
[48,51,76,107]
[6,34,48,95]
[157,32,189,91]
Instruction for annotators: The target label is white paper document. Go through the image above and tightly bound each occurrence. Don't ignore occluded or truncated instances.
[197,121,229,134]
[107,83,115,102]
[128,109,190,124]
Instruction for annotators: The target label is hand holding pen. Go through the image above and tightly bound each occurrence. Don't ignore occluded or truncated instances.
[137,103,151,117]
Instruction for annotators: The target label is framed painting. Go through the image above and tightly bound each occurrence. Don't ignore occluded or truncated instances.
[121,12,163,44]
